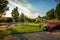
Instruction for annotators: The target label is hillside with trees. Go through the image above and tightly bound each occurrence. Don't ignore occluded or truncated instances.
[46,2,60,20]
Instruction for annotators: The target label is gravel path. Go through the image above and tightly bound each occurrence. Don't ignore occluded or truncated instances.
[4,32,60,40]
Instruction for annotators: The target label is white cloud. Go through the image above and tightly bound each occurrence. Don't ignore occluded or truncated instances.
[9,0,31,9]
[5,0,41,18]
[29,12,41,18]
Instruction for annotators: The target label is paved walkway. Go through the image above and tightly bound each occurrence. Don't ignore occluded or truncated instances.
[4,32,60,40]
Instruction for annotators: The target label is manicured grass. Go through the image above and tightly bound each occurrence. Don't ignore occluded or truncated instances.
[0,23,48,39]
[0,23,48,40]
[11,23,41,34]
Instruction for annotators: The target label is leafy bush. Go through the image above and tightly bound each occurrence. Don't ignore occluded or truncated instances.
[39,24,49,31]
[9,28,19,34]
[0,30,11,40]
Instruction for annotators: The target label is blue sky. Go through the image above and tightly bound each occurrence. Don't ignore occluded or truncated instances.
[6,0,57,18]
[28,0,57,16]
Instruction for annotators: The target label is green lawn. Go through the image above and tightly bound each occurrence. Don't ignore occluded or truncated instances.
[10,23,42,34]
[0,23,49,35]
[0,23,48,39]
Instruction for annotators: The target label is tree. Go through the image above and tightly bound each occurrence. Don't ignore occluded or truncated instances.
[38,15,41,18]
[0,0,8,18]
[55,3,60,19]
[19,13,25,22]
[6,18,13,23]
[46,9,55,19]
[11,7,19,23]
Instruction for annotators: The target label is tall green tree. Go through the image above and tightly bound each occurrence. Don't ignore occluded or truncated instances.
[46,9,55,19]
[55,3,60,19]
[19,13,25,22]
[0,0,8,17]
[11,7,19,23]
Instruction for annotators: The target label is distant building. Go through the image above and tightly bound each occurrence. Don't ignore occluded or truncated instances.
[0,12,6,20]
[0,12,12,23]
[35,16,43,23]
[0,17,13,23]
[36,18,43,22]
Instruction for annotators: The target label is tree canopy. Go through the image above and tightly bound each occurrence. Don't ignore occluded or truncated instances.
[11,7,19,22]
[0,0,8,14]
[46,9,55,19]
[55,3,60,19]
[19,13,25,22]
[46,1,60,20]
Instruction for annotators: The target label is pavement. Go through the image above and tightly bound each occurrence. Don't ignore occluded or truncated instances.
[4,32,60,40]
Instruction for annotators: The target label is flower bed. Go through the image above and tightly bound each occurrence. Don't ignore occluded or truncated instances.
[39,22,60,32]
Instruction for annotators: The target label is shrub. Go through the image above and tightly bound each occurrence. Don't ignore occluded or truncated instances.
[39,24,49,31]
[9,28,19,34]
[0,30,11,40]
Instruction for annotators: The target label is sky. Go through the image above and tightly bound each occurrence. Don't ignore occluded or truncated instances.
[5,0,57,18]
